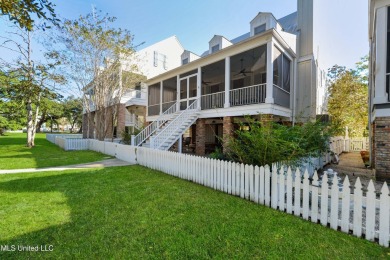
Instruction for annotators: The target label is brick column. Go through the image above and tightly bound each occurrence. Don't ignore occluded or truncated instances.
[105,107,113,139]
[223,116,234,152]
[195,119,206,156]
[117,104,126,137]
[374,117,390,180]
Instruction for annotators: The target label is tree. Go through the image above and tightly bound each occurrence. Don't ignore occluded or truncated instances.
[62,96,82,133]
[52,11,142,140]
[0,25,65,146]
[0,0,58,31]
[327,58,368,137]
[0,70,27,131]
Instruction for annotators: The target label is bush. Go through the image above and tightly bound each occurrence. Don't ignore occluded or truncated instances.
[223,117,332,167]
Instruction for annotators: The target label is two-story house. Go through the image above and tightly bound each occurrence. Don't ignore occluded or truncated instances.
[369,0,390,180]
[131,0,329,155]
[82,36,185,140]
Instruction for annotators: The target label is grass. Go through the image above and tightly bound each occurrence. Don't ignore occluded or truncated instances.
[0,165,388,259]
[0,133,110,169]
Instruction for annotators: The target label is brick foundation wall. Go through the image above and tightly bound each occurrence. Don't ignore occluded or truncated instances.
[373,117,390,180]
[223,116,233,152]
[117,104,126,137]
[195,119,206,156]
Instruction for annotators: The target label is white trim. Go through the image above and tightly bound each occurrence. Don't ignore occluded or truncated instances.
[147,103,291,122]
[224,56,231,108]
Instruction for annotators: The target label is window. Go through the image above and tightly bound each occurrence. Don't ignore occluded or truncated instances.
[182,58,188,65]
[162,54,167,70]
[254,24,266,35]
[153,51,167,69]
[211,44,220,53]
[153,51,158,67]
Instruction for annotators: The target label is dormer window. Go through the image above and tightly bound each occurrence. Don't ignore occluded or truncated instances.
[254,24,266,35]
[211,44,220,53]
[182,58,189,65]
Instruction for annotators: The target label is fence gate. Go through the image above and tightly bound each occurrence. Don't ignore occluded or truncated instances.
[350,137,369,152]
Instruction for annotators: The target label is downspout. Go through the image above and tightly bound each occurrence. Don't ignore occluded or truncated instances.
[293,29,301,126]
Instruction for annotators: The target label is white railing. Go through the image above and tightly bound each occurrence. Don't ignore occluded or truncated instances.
[150,100,199,150]
[273,84,290,108]
[201,91,225,110]
[230,84,266,107]
[137,147,390,247]
[125,111,143,130]
[132,101,178,146]
[121,89,146,102]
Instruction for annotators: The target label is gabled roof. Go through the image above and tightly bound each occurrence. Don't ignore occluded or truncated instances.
[278,11,298,34]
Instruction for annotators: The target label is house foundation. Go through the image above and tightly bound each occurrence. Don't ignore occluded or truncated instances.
[373,117,390,180]
[223,116,234,152]
[195,118,206,156]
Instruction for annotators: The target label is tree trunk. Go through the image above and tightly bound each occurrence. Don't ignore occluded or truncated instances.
[26,99,34,147]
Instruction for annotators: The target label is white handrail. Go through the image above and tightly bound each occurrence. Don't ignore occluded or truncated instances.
[150,99,199,150]
[132,101,178,146]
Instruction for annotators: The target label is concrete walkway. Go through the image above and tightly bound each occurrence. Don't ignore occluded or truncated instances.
[0,159,133,175]
[323,152,388,190]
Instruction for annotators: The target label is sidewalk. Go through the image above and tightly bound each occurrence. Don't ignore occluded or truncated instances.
[0,159,133,175]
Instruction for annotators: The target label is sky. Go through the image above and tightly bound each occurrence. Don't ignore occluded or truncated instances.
[0,0,368,72]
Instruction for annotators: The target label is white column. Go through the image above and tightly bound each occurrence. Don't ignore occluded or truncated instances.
[176,75,180,111]
[224,56,231,108]
[178,135,182,153]
[160,81,163,114]
[265,40,274,104]
[197,67,202,109]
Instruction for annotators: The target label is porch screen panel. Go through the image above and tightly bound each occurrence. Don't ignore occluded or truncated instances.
[180,79,187,99]
[273,47,283,87]
[282,55,291,92]
[162,77,177,112]
[189,76,197,98]
[148,83,160,116]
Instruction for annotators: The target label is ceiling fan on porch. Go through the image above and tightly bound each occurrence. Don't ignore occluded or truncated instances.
[234,58,253,77]
[202,80,213,85]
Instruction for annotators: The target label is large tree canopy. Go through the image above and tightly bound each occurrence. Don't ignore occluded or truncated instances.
[0,0,58,31]
[327,57,369,137]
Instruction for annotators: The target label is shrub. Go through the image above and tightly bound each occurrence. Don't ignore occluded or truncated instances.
[223,117,331,167]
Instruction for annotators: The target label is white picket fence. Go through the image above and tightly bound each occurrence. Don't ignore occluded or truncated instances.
[137,147,390,247]
[55,137,89,151]
[330,136,369,153]
[46,134,82,144]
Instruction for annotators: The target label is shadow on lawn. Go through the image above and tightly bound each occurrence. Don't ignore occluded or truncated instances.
[0,167,144,258]
[0,166,389,259]
[0,134,107,169]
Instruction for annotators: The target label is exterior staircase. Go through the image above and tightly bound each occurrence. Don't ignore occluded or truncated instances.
[132,100,199,151]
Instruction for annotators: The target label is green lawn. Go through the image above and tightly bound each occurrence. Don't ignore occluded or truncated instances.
[0,165,388,259]
[0,133,109,169]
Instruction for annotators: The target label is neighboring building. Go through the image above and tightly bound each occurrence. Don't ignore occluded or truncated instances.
[82,36,185,140]
[369,0,390,180]
[132,0,330,154]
